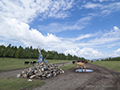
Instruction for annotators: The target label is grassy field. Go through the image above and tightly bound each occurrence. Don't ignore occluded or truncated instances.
[90,61,120,72]
[47,59,72,64]
[1,59,120,90]
[0,58,35,72]
[0,76,45,90]
[60,63,76,70]
[0,58,72,72]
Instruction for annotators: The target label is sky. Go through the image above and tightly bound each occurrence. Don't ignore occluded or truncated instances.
[0,0,120,59]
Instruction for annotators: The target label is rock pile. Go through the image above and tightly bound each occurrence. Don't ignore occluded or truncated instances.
[17,61,64,79]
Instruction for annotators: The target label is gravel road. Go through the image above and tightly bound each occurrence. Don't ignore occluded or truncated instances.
[33,63,120,90]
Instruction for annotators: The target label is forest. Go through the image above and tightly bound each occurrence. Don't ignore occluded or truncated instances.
[0,44,86,60]
[100,57,120,61]
[95,57,120,61]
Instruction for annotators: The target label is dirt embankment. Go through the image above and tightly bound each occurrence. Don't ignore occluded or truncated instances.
[33,63,120,90]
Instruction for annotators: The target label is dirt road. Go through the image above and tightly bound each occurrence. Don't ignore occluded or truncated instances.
[0,62,71,78]
[33,63,120,90]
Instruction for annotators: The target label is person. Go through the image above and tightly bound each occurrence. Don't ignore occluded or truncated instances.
[62,60,64,67]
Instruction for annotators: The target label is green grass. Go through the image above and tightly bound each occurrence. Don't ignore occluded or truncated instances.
[0,58,72,72]
[0,77,45,90]
[60,63,76,70]
[47,60,72,64]
[90,61,120,72]
[0,58,73,90]
[0,58,36,72]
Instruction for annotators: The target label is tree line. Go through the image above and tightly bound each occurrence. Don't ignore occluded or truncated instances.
[0,44,86,60]
[96,57,120,61]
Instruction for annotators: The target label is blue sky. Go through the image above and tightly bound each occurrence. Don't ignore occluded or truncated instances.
[0,0,120,59]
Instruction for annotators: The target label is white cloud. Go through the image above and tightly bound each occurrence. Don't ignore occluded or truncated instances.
[83,2,120,17]
[0,0,38,23]
[0,15,102,59]
[88,26,120,46]
[0,0,74,23]
[0,12,120,59]
[0,0,76,51]
[0,17,120,59]
[113,26,119,31]
[89,37,120,45]
[82,2,102,9]
[64,47,104,59]
[104,26,120,37]
[99,0,108,2]
[113,48,120,57]
[65,32,100,42]
[70,34,93,41]
[114,48,120,53]
[0,0,120,59]
[93,0,114,2]
[39,16,92,33]
[0,18,65,51]
[106,42,120,48]
[0,0,76,47]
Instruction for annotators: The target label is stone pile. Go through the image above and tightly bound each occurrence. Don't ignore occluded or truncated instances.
[17,61,64,79]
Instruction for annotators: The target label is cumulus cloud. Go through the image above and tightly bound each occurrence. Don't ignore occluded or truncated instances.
[0,18,63,50]
[64,47,104,59]
[63,26,120,59]
[0,15,102,59]
[1,17,119,59]
[113,26,119,31]
[0,0,76,49]
[0,0,120,59]
[113,48,120,57]
[114,48,120,53]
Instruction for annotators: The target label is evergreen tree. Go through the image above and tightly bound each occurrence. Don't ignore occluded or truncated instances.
[0,44,88,60]
[15,46,24,59]
[66,54,72,60]
[0,45,5,57]
[53,51,59,60]
[59,53,66,60]
[73,55,78,60]
[47,51,53,59]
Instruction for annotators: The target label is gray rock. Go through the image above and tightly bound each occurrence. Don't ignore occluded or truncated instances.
[17,61,64,79]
